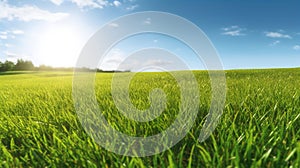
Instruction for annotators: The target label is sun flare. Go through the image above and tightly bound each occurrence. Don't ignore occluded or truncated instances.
[36,24,85,67]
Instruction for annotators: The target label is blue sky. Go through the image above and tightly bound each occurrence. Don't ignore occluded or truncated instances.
[0,0,299,69]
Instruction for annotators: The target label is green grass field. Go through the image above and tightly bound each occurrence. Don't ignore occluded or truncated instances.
[0,69,299,167]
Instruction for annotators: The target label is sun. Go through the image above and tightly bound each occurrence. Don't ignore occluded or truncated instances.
[36,23,86,67]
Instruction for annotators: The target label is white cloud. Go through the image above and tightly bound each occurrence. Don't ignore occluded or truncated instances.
[265,32,292,39]
[70,0,109,9]
[100,48,125,70]
[143,59,172,67]
[143,18,151,25]
[4,51,18,58]
[222,25,239,31]
[222,30,244,36]
[49,0,109,8]
[0,29,24,40]
[221,26,246,36]
[4,43,12,48]
[0,31,8,35]
[0,1,69,22]
[293,45,300,50]
[0,34,7,39]
[126,4,138,11]
[49,0,64,5]
[100,48,174,71]
[269,40,280,46]
[3,51,30,61]
[113,1,121,7]
[53,0,133,10]
[117,59,173,71]
[11,30,24,35]
[97,0,109,6]
[109,23,119,27]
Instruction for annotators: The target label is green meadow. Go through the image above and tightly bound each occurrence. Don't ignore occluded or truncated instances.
[0,69,299,167]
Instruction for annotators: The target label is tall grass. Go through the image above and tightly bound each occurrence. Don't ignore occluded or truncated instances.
[0,69,299,167]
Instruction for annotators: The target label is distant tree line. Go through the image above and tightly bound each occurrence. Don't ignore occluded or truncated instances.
[0,59,131,72]
[0,59,74,72]
[0,59,34,72]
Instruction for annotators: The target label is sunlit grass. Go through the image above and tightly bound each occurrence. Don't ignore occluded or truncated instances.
[0,69,299,167]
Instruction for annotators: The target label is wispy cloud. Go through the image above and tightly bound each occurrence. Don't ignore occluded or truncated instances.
[4,51,18,58]
[269,40,280,46]
[222,25,239,31]
[0,30,25,38]
[0,30,24,40]
[143,18,151,25]
[11,30,24,35]
[265,32,292,39]
[118,58,173,71]
[3,51,30,61]
[0,31,7,35]
[0,31,8,39]
[221,26,246,36]
[113,1,121,7]
[108,23,119,27]
[4,44,12,48]
[49,0,136,10]
[0,1,69,22]
[100,48,174,71]
[49,0,113,9]
[293,45,300,50]
[49,0,64,5]
[126,4,138,11]
[143,59,172,67]
[70,0,108,9]
[100,48,125,70]
[0,34,7,39]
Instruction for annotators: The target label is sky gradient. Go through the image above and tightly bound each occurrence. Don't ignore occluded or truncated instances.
[0,0,299,69]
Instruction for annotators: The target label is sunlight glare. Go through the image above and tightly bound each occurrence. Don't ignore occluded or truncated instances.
[36,24,86,67]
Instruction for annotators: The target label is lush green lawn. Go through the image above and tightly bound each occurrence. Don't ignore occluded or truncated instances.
[0,69,299,167]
